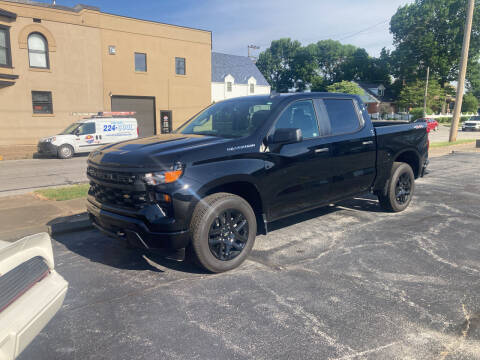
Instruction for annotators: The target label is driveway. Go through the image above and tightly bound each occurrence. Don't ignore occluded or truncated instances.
[19,153,480,360]
[0,156,88,196]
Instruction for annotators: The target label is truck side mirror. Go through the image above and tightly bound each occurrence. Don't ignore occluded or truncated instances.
[269,128,303,145]
[74,129,80,136]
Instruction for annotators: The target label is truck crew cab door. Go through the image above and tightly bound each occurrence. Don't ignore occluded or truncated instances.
[319,98,376,201]
[263,99,334,220]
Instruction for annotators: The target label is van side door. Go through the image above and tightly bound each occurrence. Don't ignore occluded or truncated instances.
[74,122,99,153]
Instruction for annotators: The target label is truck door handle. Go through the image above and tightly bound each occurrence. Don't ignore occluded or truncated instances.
[362,141,374,145]
[314,147,329,153]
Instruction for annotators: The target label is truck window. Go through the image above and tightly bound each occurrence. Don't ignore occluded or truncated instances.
[322,99,361,136]
[273,100,319,139]
[176,97,277,138]
[77,122,96,135]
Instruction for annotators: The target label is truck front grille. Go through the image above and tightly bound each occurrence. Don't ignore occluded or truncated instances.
[87,166,139,185]
[89,182,150,210]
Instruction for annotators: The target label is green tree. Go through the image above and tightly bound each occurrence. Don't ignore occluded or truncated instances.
[397,79,445,113]
[258,38,393,93]
[291,44,318,92]
[310,76,327,92]
[327,81,364,95]
[314,40,355,84]
[256,38,301,92]
[466,56,480,98]
[390,0,480,85]
[462,92,479,113]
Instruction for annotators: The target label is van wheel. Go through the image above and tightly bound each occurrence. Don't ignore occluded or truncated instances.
[377,162,415,212]
[58,144,74,159]
[189,193,257,273]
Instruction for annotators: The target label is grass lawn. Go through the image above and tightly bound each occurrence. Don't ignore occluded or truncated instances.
[34,183,89,201]
[430,139,476,148]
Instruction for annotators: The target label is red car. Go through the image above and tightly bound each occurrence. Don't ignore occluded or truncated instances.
[415,118,439,132]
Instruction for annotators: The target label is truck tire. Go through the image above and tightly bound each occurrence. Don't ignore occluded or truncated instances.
[377,162,415,212]
[58,144,74,159]
[189,192,257,273]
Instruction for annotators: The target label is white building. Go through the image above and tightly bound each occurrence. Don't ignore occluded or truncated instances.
[211,52,271,102]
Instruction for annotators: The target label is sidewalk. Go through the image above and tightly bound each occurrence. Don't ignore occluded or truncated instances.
[0,145,37,160]
[0,193,89,242]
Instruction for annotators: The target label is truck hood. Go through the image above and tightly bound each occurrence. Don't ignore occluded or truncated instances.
[88,133,230,168]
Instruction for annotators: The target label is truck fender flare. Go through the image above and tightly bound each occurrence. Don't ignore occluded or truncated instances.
[187,175,265,220]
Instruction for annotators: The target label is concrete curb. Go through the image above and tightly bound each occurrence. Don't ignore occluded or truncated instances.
[48,213,93,236]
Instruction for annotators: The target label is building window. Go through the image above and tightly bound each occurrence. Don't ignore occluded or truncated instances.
[250,83,255,94]
[32,91,53,114]
[175,57,185,75]
[0,26,12,68]
[227,82,232,92]
[28,33,49,69]
[135,52,147,72]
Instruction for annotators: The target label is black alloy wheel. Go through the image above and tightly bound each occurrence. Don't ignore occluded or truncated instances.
[395,173,412,205]
[377,162,415,212]
[208,209,249,261]
[189,192,257,273]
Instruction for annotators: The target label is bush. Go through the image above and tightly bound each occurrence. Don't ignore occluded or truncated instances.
[435,116,469,124]
[327,81,364,95]
[409,107,432,120]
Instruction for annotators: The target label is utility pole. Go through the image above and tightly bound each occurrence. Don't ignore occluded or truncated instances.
[423,66,430,118]
[449,0,475,142]
[247,45,260,62]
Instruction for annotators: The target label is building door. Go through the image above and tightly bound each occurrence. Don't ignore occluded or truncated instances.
[111,96,156,137]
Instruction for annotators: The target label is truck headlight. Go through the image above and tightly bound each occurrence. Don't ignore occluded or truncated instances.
[144,162,184,185]
[45,137,56,143]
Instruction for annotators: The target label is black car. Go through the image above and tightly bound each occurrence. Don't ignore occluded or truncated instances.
[87,93,428,272]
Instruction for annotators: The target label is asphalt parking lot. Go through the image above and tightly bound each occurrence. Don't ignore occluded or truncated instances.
[20,153,480,360]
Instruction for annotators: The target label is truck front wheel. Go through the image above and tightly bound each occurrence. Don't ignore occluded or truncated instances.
[189,193,257,273]
[377,162,415,212]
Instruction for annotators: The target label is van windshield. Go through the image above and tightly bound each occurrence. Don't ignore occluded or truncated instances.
[60,123,82,135]
[175,97,278,138]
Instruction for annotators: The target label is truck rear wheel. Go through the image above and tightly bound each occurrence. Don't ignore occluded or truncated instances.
[377,162,415,212]
[189,193,257,273]
[58,144,74,159]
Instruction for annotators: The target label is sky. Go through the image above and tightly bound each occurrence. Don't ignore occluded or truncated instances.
[39,0,414,57]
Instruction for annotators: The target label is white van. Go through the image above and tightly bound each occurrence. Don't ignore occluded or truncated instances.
[37,112,138,159]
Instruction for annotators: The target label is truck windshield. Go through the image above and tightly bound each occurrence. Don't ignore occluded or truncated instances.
[176,97,277,138]
[60,123,82,135]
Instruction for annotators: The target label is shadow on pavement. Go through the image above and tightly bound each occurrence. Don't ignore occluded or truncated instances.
[51,194,383,274]
[53,227,207,275]
[268,204,341,232]
[33,152,89,159]
[337,193,385,213]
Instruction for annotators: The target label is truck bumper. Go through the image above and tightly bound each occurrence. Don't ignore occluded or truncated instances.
[421,158,429,176]
[87,199,190,250]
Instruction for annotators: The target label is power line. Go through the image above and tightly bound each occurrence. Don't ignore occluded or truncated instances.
[336,19,390,41]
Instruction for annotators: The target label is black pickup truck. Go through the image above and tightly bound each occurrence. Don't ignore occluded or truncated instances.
[87,93,428,272]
